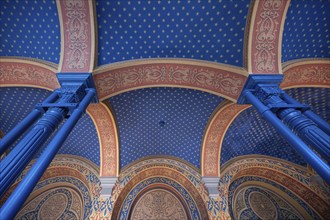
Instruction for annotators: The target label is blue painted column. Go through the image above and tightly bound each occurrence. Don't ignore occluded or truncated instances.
[254,84,330,162]
[0,73,97,200]
[0,91,59,155]
[0,88,96,219]
[238,75,330,185]
[282,92,330,135]
[0,88,79,198]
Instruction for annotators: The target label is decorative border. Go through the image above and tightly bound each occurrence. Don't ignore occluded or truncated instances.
[128,187,190,220]
[108,157,223,219]
[281,59,330,89]
[232,167,328,218]
[218,156,330,218]
[16,182,87,219]
[0,58,59,90]
[93,59,248,102]
[228,180,318,219]
[112,167,209,220]
[119,180,197,220]
[0,155,101,219]
[87,102,119,177]
[201,102,250,176]
[119,156,201,181]
[245,0,290,74]
[57,0,96,72]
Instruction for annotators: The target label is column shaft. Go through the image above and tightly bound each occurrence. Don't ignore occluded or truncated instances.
[0,90,76,198]
[0,89,95,220]
[0,91,59,154]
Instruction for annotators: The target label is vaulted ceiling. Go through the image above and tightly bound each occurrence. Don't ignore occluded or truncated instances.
[0,0,329,175]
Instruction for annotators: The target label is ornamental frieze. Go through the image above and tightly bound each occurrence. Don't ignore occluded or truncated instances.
[94,63,246,101]
[87,103,118,177]
[0,62,59,90]
[282,63,330,89]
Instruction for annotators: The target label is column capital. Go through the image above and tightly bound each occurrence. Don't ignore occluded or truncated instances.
[237,74,283,104]
[202,176,220,199]
[100,176,118,198]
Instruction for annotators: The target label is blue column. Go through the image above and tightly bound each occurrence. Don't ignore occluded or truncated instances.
[0,91,59,155]
[254,84,330,162]
[238,74,330,185]
[0,73,97,201]
[0,88,96,220]
[282,92,330,135]
[244,90,330,185]
[0,89,76,198]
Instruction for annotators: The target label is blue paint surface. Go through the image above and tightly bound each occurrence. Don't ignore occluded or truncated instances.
[0,87,100,166]
[109,87,223,169]
[221,87,330,166]
[0,0,60,63]
[96,0,249,66]
[282,0,330,62]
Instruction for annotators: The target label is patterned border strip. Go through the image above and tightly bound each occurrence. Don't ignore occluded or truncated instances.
[93,59,247,102]
[57,0,96,73]
[120,157,201,182]
[87,103,119,177]
[228,179,316,219]
[0,58,59,90]
[0,155,100,207]
[201,102,250,176]
[245,0,290,74]
[232,168,329,219]
[111,167,209,220]
[219,156,330,218]
[119,179,198,220]
[281,59,330,89]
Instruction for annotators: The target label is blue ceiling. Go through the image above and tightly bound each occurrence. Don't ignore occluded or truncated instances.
[282,0,330,62]
[0,87,51,135]
[0,0,60,63]
[109,87,223,169]
[221,87,330,166]
[96,0,250,66]
[0,87,100,166]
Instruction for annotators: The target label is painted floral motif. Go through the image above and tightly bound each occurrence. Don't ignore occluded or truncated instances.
[203,103,249,176]
[0,62,59,89]
[95,64,246,100]
[87,103,118,177]
[218,156,330,218]
[282,63,330,88]
[252,0,286,73]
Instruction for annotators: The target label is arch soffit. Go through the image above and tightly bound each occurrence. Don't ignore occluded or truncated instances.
[93,58,248,102]
[229,168,329,219]
[244,0,290,74]
[219,155,330,215]
[118,157,204,189]
[229,180,313,219]
[201,101,250,176]
[112,166,209,220]
[1,155,100,206]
